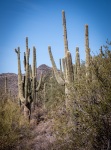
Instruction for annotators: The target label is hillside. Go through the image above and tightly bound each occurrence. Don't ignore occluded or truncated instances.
[0,64,52,96]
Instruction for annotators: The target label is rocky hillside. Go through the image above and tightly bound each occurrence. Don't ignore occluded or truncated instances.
[0,64,52,96]
[37,64,52,80]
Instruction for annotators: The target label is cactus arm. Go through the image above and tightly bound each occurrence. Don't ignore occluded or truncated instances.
[19,81,25,103]
[23,52,26,71]
[25,37,29,104]
[15,49,18,54]
[66,51,74,83]
[75,47,80,81]
[48,46,65,86]
[59,58,63,77]
[62,57,67,79]
[36,72,42,92]
[29,65,32,78]
[15,47,25,103]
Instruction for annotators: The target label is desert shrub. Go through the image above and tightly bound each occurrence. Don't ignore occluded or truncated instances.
[0,98,30,150]
[42,73,65,111]
[47,42,111,149]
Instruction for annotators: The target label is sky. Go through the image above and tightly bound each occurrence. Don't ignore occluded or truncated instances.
[0,0,111,74]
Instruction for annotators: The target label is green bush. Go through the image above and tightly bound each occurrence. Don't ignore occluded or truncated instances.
[0,99,29,150]
[47,43,111,149]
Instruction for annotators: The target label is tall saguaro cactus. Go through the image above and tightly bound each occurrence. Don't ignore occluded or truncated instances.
[15,37,42,120]
[15,47,25,103]
[32,46,37,109]
[62,10,69,56]
[48,10,76,111]
[48,46,74,110]
[85,24,91,80]
[25,37,30,104]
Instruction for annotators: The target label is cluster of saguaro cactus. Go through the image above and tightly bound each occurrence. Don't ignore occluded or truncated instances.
[15,37,42,119]
[48,10,91,112]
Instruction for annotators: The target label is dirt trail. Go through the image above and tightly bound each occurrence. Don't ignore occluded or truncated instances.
[15,107,56,150]
[19,107,56,150]
[29,119,55,150]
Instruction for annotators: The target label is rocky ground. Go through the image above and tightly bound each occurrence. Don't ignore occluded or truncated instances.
[16,107,56,150]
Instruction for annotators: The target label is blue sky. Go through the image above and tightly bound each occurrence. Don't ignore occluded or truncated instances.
[0,0,111,73]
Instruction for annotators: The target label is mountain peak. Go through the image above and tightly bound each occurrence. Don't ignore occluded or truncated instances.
[37,64,52,70]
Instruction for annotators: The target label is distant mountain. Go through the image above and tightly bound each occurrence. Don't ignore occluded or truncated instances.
[37,64,52,80]
[0,73,18,97]
[0,64,52,96]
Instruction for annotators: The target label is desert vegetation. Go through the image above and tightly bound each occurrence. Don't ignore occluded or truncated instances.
[0,10,111,150]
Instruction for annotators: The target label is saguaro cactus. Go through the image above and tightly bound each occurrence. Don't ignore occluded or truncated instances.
[74,47,80,81]
[15,47,25,103]
[65,51,74,109]
[100,46,104,57]
[15,37,42,120]
[32,46,42,107]
[29,65,32,78]
[85,24,91,80]
[5,76,8,94]
[62,57,67,79]
[25,37,30,104]
[59,58,63,77]
[48,46,65,86]
[32,46,36,110]
[62,10,69,56]
[49,10,77,108]
[48,46,74,110]
[43,83,46,109]
[66,51,74,84]
[48,10,76,111]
